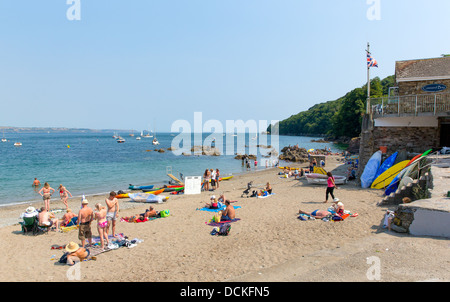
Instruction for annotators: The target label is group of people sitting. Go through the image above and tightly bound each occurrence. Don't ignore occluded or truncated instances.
[21,206,78,232]
[204,194,236,221]
[280,168,304,179]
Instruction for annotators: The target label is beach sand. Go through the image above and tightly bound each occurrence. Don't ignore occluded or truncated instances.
[0,155,448,282]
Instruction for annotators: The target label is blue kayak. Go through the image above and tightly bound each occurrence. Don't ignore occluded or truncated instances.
[128,184,154,190]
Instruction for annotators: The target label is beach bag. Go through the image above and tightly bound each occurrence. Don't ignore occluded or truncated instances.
[160,209,170,218]
[213,212,221,223]
[218,223,231,236]
[332,215,343,222]
[58,252,69,264]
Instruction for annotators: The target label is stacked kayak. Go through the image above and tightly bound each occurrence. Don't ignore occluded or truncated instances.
[143,186,184,193]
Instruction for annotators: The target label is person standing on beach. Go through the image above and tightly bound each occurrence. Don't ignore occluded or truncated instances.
[210,169,216,190]
[38,182,55,212]
[203,169,210,192]
[77,199,93,248]
[58,184,73,209]
[215,169,220,189]
[105,191,120,238]
[324,172,337,203]
[94,203,109,250]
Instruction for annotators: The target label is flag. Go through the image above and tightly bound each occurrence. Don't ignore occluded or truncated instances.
[367,52,378,68]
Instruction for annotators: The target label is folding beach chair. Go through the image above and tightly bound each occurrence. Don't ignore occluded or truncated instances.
[20,216,38,235]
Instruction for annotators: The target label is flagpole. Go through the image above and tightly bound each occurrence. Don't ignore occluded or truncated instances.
[366,42,371,114]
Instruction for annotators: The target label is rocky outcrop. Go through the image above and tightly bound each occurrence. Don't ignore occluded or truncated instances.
[278,147,309,163]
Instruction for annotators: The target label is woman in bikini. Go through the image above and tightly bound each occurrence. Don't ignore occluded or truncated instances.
[203,169,210,192]
[58,184,73,209]
[94,203,109,250]
[38,182,55,212]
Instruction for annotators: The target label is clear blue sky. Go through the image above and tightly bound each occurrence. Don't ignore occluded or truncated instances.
[0,0,449,131]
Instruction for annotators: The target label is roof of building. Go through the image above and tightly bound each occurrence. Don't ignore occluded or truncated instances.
[396,56,450,82]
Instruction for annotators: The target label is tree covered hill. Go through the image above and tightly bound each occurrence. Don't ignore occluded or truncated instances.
[271,75,395,139]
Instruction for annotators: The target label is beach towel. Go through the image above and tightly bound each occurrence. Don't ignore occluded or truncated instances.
[120,216,160,223]
[256,193,275,199]
[60,225,78,233]
[196,205,241,212]
[207,218,241,226]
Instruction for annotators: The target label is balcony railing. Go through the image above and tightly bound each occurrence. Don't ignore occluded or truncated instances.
[370,93,450,117]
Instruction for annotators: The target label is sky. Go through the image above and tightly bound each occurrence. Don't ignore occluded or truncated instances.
[0,0,449,132]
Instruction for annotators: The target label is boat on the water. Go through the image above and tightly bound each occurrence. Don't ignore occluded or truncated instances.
[14,142,22,146]
[305,173,347,185]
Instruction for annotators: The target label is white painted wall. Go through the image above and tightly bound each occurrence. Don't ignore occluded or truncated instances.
[409,209,450,238]
[374,116,438,127]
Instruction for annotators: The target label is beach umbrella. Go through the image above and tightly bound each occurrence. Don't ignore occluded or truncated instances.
[308,149,314,153]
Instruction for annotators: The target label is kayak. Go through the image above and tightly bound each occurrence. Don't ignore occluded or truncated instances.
[116,193,129,199]
[142,187,184,193]
[128,184,155,190]
[142,188,164,195]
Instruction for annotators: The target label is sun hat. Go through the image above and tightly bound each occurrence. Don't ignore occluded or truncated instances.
[26,206,36,213]
[65,241,80,253]
[333,198,340,202]
[81,199,89,205]
[210,195,216,199]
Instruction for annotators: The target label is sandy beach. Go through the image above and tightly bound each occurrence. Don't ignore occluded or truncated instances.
[0,155,448,283]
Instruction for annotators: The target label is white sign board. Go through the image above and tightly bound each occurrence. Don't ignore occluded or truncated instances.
[184,176,202,195]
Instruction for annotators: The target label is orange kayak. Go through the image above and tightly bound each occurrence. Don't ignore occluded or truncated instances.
[144,188,164,195]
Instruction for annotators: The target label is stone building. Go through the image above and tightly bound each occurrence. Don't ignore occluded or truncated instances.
[359,56,450,179]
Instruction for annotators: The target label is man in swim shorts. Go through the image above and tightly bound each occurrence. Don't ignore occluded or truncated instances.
[298,209,332,219]
[105,191,119,238]
[77,199,93,248]
[221,200,236,221]
[38,207,59,231]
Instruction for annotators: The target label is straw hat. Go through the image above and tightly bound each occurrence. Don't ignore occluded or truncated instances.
[26,206,36,214]
[81,199,89,205]
[65,242,80,253]
[333,198,340,203]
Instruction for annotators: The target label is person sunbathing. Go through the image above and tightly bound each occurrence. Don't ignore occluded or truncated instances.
[122,214,148,223]
[38,207,59,231]
[60,209,78,227]
[143,205,157,218]
[221,200,235,221]
[298,209,332,219]
[205,196,222,209]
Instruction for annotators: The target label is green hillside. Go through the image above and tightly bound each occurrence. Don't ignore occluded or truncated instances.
[271,75,395,139]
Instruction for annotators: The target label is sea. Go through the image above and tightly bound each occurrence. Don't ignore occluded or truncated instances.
[0,131,343,207]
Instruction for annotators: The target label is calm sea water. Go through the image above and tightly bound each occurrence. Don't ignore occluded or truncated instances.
[0,131,341,206]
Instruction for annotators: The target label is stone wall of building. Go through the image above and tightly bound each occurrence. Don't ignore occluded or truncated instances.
[398,79,450,95]
[372,126,439,154]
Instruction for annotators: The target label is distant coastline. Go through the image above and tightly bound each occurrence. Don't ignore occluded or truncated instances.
[0,126,135,134]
